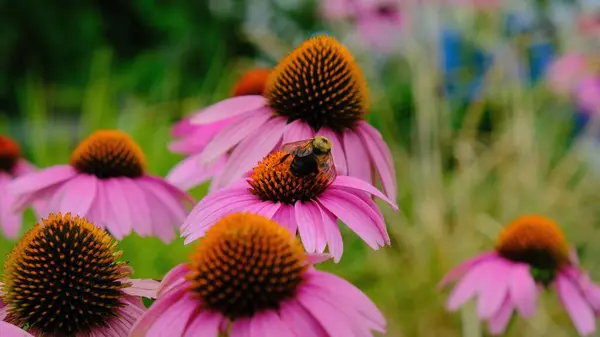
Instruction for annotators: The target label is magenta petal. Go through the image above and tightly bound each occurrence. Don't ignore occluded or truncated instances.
[260,311,294,337]
[316,128,347,176]
[86,181,108,231]
[0,321,34,337]
[357,121,397,201]
[230,318,252,337]
[123,279,159,298]
[556,273,596,336]
[117,178,153,236]
[447,259,497,311]
[145,293,197,337]
[330,175,397,209]
[190,96,267,125]
[166,154,226,191]
[199,112,271,163]
[130,283,188,337]
[319,208,343,262]
[298,290,366,336]
[477,260,512,319]
[9,165,76,197]
[280,300,327,337]
[508,264,538,317]
[343,130,372,183]
[295,202,320,253]
[0,174,21,239]
[488,296,514,335]
[281,120,314,145]
[272,205,297,235]
[183,311,222,337]
[318,189,385,249]
[13,159,36,177]
[213,116,285,189]
[158,263,189,297]
[305,253,332,265]
[103,179,133,237]
[57,174,97,217]
[438,252,498,288]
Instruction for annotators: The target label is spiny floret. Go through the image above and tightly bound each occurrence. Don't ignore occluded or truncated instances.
[70,130,147,179]
[248,152,330,204]
[265,35,368,132]
[187,213,307,319]
[496,215,571,270]
[1,213,131,335]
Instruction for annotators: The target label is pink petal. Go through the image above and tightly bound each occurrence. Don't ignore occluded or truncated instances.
[230,318,252,337]
[0,321,34,337]
[357,121,397,201]
[190,96,267,125]
[244,200,281,219]
[12,159,36,177]
[199,112,271,163]
[295,202,322,253]
[438,252,498,288]
[139,177,187,225]
[477,260,512,319]
[488,296,514,335]
[55,174,97,218]
[319,208,343,262]
[258,311,294,337]
[138,184,176,243]
[0,174,22,239]
[343,129,372,183]
[166,154,226,191]
[145,293,198,337]
[212,116,285,189]
[123,279,159,298]
[330,175,397,209]
[305,253,332,265]
[297,293,359,336]
[129,283,189,337]
[272,204,298,234]
[8,165,76,197]
[279,300,328,337]
[316,128,347,176]
[158,263,190,297]
[556,273,597,336]
[281,120,314,145]
[183,311,222,337]
[318,189,385,249]
[508,263,538,317]
[103,179,133,237]
[447,259,498,311]
[117,178,153,236]
[85,181,109,231]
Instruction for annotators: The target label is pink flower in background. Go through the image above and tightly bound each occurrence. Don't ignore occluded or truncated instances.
[440,215,600,336]
[188,35,397,200]
[576,76,600,114]
[181,149,397,262]
[167,68,271,191]
[0,213,159,337]
[547,52,589,95]
[0,134,41,239]
[132,213,386,337]
[8,130,192,243]
[578,13,600,37]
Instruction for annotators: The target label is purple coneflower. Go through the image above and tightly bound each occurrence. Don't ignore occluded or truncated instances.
[440,215,600,336]
[167,68,271,191]
[132,212,386,337]
[0,134,39,239]
[8,130,191,243]
[181,148,397,262]
[0,213,159,337]
[182,35,397,200]
[0,321,33,336]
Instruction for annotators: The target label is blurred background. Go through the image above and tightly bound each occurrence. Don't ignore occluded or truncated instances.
[4,0,600,335]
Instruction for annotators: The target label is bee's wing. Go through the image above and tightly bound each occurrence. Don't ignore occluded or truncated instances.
[279,139,314,157]
[320,153,337,185]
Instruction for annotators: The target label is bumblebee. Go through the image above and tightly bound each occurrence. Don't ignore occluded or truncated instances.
[277,136,337,183]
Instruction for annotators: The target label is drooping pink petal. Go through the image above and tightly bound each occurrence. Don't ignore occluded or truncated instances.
[272,204,298,234]
[508,263,538,317]
[0,321,34,337]
[230,318,252,337]
[103,178,133,237]
[212,116,286,189]
[183,311,222,337]
[138,177,187,226]
[54,174,97,218]
[166,154,227,191]
[190,96,267,125]
[295,202,322,253]
[116,178,153,236]
[199,112,272,164]
[438,252,498,288]
[129,282,189,337]
[446,258,499,311]
[245,200,281,220]
[357,121,397,201]
[145,293,198,337]
[305,253,332,266]
[0,174,21,239]
[171,116,196,137]
[158,263,190,297]
[279,300,328,337]
[281,120,314,145]
[169,118,232,155]
[547,52,588,95]
[488,296,514,335]
[556,272,597,336]
[318,189,385,249]
[477,260,513,319]
[12,159,36,177]
[316,128,347,176]
[259,311,295,337]
[85,181,109,232]
[123,279,159,298]
[343,129,372,183]
[8,165,76,197]
[182,188,257,230]
[318,207,343,262]
[330,175,397,209]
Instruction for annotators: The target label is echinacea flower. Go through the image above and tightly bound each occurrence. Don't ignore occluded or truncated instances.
[0,321,33,337]
[0,134,39,239]
[439,215,600,336]
[131,212,386,337]
[8,130,191,243]
[547,52,589,96]
[0,213,159,337]
[167,68,271,191]
[181,149,397,262]
[186,35,397,201]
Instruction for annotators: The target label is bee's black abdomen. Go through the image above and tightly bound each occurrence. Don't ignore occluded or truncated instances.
[290,155,319,177]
